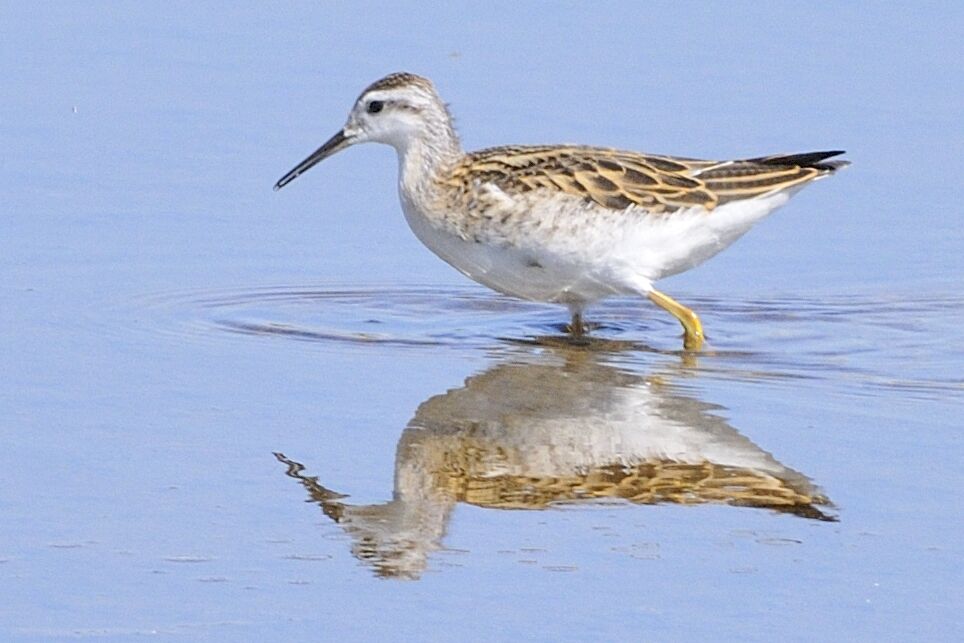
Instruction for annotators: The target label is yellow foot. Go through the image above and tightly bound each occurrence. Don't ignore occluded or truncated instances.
[648,290,705,350]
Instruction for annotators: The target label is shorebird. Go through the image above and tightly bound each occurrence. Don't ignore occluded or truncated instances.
[275,72,847,349]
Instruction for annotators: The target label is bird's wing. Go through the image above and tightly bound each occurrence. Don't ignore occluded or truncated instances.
[445,146,847,214]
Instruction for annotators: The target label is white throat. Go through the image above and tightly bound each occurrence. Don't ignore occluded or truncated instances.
[393,124,461,202]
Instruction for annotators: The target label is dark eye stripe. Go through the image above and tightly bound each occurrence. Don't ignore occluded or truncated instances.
[367,100,384,114]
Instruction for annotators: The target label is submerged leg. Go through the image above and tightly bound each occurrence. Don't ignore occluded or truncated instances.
[567,311,585,338]
[648,290,704,350]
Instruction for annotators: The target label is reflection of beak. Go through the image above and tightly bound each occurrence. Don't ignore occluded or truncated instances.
[274,129,352,191]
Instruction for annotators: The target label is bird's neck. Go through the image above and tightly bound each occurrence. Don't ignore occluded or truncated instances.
[395,122,462,200]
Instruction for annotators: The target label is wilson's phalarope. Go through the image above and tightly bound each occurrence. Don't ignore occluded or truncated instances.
[275,72,848,349]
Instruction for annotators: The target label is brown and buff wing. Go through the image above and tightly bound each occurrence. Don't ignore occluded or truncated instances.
[442,146,848,214]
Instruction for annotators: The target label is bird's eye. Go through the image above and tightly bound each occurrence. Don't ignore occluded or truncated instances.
[367,100,384,114]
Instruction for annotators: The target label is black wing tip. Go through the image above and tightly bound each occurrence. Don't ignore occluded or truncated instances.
[752,150,849,172]
[806,150,848,171]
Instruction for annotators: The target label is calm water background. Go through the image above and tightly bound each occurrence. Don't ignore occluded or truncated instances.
[2,3,962,641]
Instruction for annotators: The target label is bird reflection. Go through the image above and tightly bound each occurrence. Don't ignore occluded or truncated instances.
[275,347,833,579]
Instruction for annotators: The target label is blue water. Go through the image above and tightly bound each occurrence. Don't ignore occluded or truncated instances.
[2,4,962,641]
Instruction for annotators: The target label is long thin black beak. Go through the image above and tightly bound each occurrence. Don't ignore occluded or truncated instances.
[274,129,351,191]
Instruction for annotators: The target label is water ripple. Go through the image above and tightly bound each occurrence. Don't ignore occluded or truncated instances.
[122,284,963,401]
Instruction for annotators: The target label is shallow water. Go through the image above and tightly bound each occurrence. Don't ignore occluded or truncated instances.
[3,4,963,642]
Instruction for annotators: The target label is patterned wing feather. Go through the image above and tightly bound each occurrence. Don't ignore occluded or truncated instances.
[445,146,847,214]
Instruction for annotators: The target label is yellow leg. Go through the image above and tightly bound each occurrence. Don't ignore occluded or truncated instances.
[648,290,704,350]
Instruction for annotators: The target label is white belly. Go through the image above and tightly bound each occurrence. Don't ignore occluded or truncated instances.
[400,186,792,306]
[402,201,626,304]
